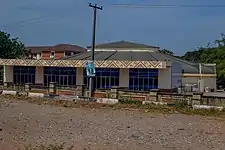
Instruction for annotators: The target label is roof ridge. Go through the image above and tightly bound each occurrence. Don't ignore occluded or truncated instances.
[87,40,159,49]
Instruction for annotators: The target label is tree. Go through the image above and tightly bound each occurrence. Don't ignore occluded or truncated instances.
[182,33,225,81]
[215,33,225,47]
[0,31,28,59]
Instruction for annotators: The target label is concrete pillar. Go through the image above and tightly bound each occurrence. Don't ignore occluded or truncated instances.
[192,92,203,105]
[119,68,129,87]
[35,66,44,84]
[76,67,84,85]
[198,78,205,92]
[158,67,172,89]
[149,90,158,102]
[75,85,86,96]
[25,83,31,92]
[3,66,13,83]
[49,82,57,94]
[111,86,119,99]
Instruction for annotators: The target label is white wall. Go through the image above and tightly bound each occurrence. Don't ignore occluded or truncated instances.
[36,53,41,59]
[158,67,172,89]
[182,77,198,85]
[204,77,217,90]
[76,67,84,85]
[35,66,44,84]
[119,68,129,87]
[3,66,13,83]
[182,76,217,91]
[171,62,183,88]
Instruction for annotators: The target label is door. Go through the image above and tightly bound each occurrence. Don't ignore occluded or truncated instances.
[44,75,51,86]
[59,75,69,87]
[63,75,68,86]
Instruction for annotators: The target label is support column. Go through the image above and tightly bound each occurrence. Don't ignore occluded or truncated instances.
[76,67,84,85]
[35,66,44,85]
[198,78,204,92]
[119,68,129,88]
[158,67,172,89]
[3,66,14,85]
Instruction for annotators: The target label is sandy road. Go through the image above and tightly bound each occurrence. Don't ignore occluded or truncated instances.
[0,99,225,150]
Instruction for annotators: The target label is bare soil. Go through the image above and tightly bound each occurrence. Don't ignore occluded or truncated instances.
[0,98,225,150]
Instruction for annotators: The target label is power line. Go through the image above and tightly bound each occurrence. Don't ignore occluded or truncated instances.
[1,9,75,29]
[111,3,225,8]
[2,3,224,29]
[2,16,58,28]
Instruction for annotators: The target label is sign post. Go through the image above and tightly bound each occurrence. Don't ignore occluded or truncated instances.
[88,3,102,98]
[85,61,96,98]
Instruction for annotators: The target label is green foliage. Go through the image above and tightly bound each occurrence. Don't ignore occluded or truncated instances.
[0,31,28,59]
[159,34,225,82]
[181,33,225,81]
[174,100,189,109]
[105,90,111,98]
[119,96,143,105]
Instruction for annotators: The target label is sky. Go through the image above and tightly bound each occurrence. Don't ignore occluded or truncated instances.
[0,0,225,56]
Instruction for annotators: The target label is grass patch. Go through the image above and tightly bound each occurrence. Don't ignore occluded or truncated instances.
[119,99,142,105]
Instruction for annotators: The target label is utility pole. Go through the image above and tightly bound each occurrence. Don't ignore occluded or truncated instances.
[88,3,103,98]
[199,63,202,92]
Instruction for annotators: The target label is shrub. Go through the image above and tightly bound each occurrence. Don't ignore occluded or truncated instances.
[119,98,142,105]
[174,100,189,109]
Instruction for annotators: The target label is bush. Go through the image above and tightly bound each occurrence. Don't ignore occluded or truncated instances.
[104,91,111,98]
[119,99,142,105]
[174,100,189,109]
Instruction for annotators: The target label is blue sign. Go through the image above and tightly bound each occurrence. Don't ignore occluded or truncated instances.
[85,61,96,77]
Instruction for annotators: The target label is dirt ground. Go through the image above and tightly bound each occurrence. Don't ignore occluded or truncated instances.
[1,99,225,150]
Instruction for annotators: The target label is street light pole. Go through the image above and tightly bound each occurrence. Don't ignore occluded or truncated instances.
[88,3,103,98]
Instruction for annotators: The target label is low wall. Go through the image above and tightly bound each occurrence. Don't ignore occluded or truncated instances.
[2,90,17,95]
[30,89,48,94]
[93,92,105,98]
[93,88,225,107]
[1,88,225,109]
[28,92,44,98]
[97,98,119,104]
[57,90,75,96]
[2,83,225,107]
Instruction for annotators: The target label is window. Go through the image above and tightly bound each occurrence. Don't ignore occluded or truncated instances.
[50,51,55,59]
[31,53,37,59]
[44,67,76,87]
[50,51,55,56]
[37,53,42,59]
[13,66,36,84]
[65,51,72,57]
[129,68,158,91]
[84,68,119,89]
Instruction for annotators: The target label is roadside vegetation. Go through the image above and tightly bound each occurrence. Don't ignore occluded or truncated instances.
[1,94,225,118]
